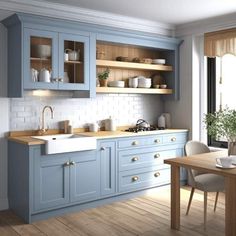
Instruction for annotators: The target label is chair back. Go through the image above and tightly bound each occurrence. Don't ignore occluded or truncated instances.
[184,141,210,185]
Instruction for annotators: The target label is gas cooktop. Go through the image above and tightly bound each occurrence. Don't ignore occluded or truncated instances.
[125,125,164,133]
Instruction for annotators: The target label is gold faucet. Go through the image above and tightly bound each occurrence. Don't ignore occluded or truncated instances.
[38,106,54,135]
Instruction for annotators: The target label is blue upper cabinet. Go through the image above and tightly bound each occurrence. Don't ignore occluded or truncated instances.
[3,13,96,98]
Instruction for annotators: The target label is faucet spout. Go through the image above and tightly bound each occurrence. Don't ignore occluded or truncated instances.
[38,106,54,135]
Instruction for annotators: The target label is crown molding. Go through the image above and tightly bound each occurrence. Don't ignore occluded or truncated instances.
[175,12,236,37]
[0,0,175,37]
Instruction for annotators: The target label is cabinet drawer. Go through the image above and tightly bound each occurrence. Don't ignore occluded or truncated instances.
[119,167,170,193]
[119,148,182,171]
[163,133,187,144]
[118,136,163,149]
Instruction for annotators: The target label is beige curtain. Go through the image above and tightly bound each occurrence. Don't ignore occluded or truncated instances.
[204,28,236,57]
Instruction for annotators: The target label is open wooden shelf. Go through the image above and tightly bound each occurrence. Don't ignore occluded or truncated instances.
[30,57,51,61]
[96,87,173,94]
[96,59,172,71]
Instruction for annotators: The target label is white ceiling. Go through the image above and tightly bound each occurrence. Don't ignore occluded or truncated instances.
[40,0,236,25]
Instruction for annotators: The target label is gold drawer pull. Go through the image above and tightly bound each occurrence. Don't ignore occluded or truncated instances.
[154,153,160,159]
[132,176,139,182]
[64,161,70,167]
[132,156,139,162]
[171,137,176,142]
[70,161,75,166]
[132,141,139,146]
[154,139,160,143]
[154,172,160,177]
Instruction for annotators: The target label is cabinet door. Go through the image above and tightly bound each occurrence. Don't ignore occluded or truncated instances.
[58,33,90,90]
[70,150,100,203]
[99,141,116,196]
[33,150,70,212]
[23,28,59,90]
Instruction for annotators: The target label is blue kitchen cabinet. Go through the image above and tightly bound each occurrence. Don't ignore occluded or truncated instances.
[3,13,96,97]
[98,140,116,196]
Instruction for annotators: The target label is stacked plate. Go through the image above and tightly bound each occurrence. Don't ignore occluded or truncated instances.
[152,59,166,65]
[108,80,125,88]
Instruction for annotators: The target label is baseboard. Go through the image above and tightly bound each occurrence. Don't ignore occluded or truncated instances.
[0,198,9,210]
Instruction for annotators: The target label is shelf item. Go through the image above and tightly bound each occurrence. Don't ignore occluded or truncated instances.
[96,60,172,71]
[96,87,172,94]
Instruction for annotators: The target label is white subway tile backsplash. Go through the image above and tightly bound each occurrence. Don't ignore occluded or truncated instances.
[10,93,164,131]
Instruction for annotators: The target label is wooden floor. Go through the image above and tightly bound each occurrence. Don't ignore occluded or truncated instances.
[0,186,225,236]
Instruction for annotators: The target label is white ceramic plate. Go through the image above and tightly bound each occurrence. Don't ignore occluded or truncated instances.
[152,59,166,65]
[215,164,236,169]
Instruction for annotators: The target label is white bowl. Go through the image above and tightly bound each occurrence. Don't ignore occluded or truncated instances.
[160,84,167,89]
[108,80,125,88]
[152,59,166,65]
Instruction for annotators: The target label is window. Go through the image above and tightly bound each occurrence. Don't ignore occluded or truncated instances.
[208,54,236,147]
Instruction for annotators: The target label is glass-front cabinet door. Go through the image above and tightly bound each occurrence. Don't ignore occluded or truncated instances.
[24,28,59,89]
[58,33,90,90]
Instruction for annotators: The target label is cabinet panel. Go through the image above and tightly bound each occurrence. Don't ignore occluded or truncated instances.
[119,167,170,193]
[70,151,100,203]
[33,149,70,212]
[99,140,116,196]
[58,33,90,90]
[23,28,59,90]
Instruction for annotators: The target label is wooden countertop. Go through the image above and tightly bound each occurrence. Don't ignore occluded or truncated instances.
[8,129,188,145]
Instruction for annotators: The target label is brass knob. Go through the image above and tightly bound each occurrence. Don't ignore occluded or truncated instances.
[154,172,160,177]
[154,139,160,143]
[64,161,70,167]
[132,141,139,146]
[58,78,63,82]
[154,153,160,159]
[51,78,58,83]
[101,147,106,151]
[171,137,176,142]
[132,156,139,162]
[132,176,139,182]
[70,161,75,166]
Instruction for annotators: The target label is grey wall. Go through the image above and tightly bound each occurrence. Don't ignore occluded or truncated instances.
[0,22,9,210]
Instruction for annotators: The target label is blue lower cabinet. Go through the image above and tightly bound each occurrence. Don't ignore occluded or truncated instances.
[70,151,100,203]
[33,151,70,212]
[98,140,116,196]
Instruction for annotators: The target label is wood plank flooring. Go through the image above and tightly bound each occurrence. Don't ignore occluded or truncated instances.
[0,186,225,236]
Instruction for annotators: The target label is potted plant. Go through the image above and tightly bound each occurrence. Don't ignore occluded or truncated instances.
[97,68,110,87]
[204,107,236,155]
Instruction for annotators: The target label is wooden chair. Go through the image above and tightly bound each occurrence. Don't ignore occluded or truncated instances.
[184,141,225,228]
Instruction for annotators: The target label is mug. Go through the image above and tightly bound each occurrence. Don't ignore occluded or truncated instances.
[39,68,51,83]
[89,123,99,132]
[216,157,232,167]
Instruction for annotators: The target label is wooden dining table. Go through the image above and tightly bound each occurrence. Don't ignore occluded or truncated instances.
[164,150,236,236]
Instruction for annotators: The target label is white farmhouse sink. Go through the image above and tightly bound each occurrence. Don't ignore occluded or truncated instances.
[31,134,97,154]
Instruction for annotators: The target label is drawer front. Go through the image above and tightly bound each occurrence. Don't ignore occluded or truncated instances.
[119,148,182,171]
[119,167,170,193]
[163,133,187,145]
[118,136,163,149]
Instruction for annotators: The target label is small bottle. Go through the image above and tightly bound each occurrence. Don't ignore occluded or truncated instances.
[158,115,166,129]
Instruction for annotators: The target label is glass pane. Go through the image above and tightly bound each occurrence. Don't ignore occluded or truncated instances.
[64,40,84,84]
[30,36,52,83]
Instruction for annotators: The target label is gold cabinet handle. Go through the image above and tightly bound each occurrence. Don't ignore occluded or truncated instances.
[171,137,176,142]
[132,141,139,146]
[58,78,63,82]
[70,161,75,166]
[51,78,58,83]
[154,139,160,143]
[101,147,106,151]
[132,156,139,162]
[154,153,160,159]
[154,172,160,177]
[132,176,139,182]
[64,161,70,167]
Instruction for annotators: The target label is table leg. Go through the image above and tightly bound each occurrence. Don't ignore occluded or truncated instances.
[171,165,180,230]
[225,176,236,236]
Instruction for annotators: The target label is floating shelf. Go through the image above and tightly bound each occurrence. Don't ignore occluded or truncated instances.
[96,59,172,71]
[96,87,173,94]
